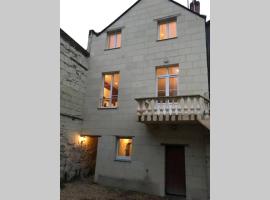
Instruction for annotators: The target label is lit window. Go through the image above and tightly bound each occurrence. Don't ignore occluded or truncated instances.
[101,72,120,108]
[158,19,177,40]
[116,137,132,160]
[156,65,179,97]
[107,30,121,49]
[116,137,133,161]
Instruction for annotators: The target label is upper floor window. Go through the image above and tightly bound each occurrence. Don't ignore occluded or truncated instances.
[100,72,120,108]
[158,18,177,40]
[156,65,179,97]
[107,30,121,49]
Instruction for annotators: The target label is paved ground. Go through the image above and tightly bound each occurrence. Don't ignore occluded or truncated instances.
[61,178,168,200]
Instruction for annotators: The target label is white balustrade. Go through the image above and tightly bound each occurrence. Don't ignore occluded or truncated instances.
[135,95,210,123]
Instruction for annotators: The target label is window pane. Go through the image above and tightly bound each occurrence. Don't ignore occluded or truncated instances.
[116,32,121,48]
[169,77,177,96]
[159,23,167,40]
[112,74,120,107]
[158,78,166,97]
[158,90,166,97]
[112,74,120,96]
[102,74,112,107]
[102,98,110,107]
[156,67,167,76]
[103,75,112,98]
[108,33,115,49]
[169,66,179,75]
[169,21,177,38]
[118,138,132,157]
[111,96,118,107]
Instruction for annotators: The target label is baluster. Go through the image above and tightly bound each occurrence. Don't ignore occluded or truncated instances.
[137,101,142,116]
[171,98,176,121]
[190,97,195,114]
[184,97,188,114]
[141,100,146,121]
[200,97,205,115]
[147,99,154,121]
[175,98,179,116]
[153,99,158,121]
[165,99,170,121]
[158,98,163,121]
[196,96,201,114]
[156,99,160,116]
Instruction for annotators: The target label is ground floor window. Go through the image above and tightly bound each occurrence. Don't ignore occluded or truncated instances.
[116,137,133,161]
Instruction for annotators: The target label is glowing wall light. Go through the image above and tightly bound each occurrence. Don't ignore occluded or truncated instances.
[79,135,86,145]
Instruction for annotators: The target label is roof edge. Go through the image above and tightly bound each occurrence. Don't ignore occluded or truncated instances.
[60,28,90,57]
[169,0,206,20]
[89,0,207,37]
[89,0,142,37]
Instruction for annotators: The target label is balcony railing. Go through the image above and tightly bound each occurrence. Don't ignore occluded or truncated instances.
[135,95,210,125]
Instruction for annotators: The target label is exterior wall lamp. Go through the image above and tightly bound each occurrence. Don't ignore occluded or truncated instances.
[79,135,86,146]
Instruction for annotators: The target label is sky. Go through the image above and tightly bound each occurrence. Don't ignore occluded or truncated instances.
[60,0,210,49]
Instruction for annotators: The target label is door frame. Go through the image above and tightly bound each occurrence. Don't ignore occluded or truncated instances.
[164,144,188,197]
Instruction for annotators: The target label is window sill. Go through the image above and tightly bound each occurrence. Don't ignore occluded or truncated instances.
[97,107,118,110]
[114,158,131,163]
[104,47,121,51]
[157,37,178,42]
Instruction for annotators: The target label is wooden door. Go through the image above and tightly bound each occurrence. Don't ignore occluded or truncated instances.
[165,146,186,196]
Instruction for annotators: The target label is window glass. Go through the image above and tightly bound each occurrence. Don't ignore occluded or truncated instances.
[103,75,112,107]
[169,66,179,75]
[169,77,178,96]
[112,74,119,107]
[158,19,177,40]
[156,65,179,97]
[159,23,167,40]
[158,78,166,97]
[156,67,167,76]
[169,21,177,38]
[117,138,132,159]
[116,32,121,48]
[107,30,121,49]
[108,33,115,49]
[101,73,120,108]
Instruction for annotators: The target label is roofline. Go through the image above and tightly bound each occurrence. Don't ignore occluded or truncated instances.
[60,28,90,57]
[89,0,206,37]
[169,0,206,19]
[89,0,142,37]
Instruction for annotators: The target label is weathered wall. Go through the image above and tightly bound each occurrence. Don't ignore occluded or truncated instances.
[60,29,91,181]
[83,0,210,199]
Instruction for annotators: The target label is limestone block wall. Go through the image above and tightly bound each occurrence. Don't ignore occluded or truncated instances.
[83,0,210,198]
[60,29,91,181]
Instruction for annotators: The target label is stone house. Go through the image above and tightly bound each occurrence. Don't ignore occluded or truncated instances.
[60,0,210,199]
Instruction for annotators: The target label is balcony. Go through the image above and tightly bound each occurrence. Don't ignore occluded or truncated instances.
[135,95,210,129]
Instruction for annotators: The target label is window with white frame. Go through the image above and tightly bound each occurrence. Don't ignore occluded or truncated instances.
[100,72,120,108]
[107,30,122,49]
[158,18,177,40]
[156,65,179,97]
[116,137,133,161]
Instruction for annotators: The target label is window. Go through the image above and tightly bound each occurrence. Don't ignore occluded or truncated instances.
[107,30,121,49]
[116,137,133,161]
[158,18,177,40]
[100,72,120,108]
[156,65,179,97]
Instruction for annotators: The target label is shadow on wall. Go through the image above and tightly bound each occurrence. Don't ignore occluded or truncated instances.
[61,134,98,183]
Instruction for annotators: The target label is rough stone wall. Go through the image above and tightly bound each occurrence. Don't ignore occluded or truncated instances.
[60,31,90,182]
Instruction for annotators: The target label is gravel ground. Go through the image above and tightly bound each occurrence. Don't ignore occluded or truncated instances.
[61,178,168,200]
